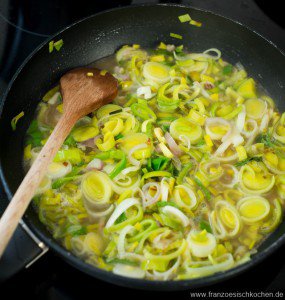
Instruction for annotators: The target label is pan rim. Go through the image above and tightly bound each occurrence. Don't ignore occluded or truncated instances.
[0,3,285,290]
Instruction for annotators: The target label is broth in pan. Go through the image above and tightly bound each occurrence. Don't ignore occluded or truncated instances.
[24,43,284,280]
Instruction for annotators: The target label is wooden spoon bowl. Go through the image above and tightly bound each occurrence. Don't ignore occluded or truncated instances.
[60,68,118,118]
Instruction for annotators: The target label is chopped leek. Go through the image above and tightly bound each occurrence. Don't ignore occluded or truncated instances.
[94,150,126,179]
[157,201,179,208]
[49,39,63,52]
[25,42,285,281]
[54,148,83,165]
[49,41,54,53]
[52,175,81,189]
[106,258,139,266]
[131,103,157,120]
[11,111,24,131]
[170,33,183,39]
[26,120,44,147]
[54,39,64,51]
[223,65,232,75]
[177,162,193,184]
[194,178,211,201]
[148,156,170,171]
[178,14,191,23]
[199,220,212,233]
[189,20,202,27]
[235,156,262,167]
[64,135,77,147]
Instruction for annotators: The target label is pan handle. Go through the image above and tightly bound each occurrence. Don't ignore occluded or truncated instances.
[0,172,49,281]
[0,219,48,281]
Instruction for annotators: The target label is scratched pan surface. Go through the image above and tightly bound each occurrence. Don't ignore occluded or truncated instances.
[0,4,285,290]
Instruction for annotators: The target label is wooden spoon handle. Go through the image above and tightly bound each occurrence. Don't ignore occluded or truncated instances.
[0,113,77,257]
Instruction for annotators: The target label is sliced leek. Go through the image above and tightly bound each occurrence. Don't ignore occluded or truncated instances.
[26,43,285,281]
[187,230,217,258]
[170,117,202,144]
[82,171,113,206]
[237,196,270,224]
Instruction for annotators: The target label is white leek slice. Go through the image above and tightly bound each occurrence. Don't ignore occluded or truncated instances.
[209,211,227,239]
[117,225,145,261]
[82,171,113,206]
[120,133,152,161]
[187,230,217,258]
[96,104,122,120]
[116,46,147,62]
[102,117,124,136]
[205,118,231,141]
[143,62,170,84]
[113,264,145,279]
[106,198,140,228]
[161,177,170,202]
[237,196,270,224]
[30,147,42,164]
[85,204,114,219]
[70,236,86,256]
[84,232,105,256]
[174,184,197,209]
[142,182,161,208]
[179,134,191,150]
[73,125,99,142]
[214,139,232,157]
[144,239,187,261]
[47,161,72,179]
[239,163,275,194]
[219,164,239,188]
[128,143,148,166]
[110,174,140,195]
[113,175,132,187]
[137,86,153,99]
[121,166,140,176]
[259,110,271,133]
[117,225,135,258]
[214,125,244,157]
[161,206,190,227]
[236,107,246,132]
[214,152,239,163]
[170,117,202,144]
[263,151,285,175]
[273,113,285,144]
[48,91,60,105]
[242,119,259,147]
[203,48,221,60]
[182,254,234,278]
[103,163,116,175]
[200,161,223,182]
[141,119,155,133]
[86,158,104,171]
[146,257,181,280]
[242,119,258,138]
[244,98,267,120]
[210,200,242,238]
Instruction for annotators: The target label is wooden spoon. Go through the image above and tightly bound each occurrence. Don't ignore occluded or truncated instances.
[0,67,118,257]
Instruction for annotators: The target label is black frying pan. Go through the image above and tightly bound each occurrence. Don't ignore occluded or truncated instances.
[0,4,285,290]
